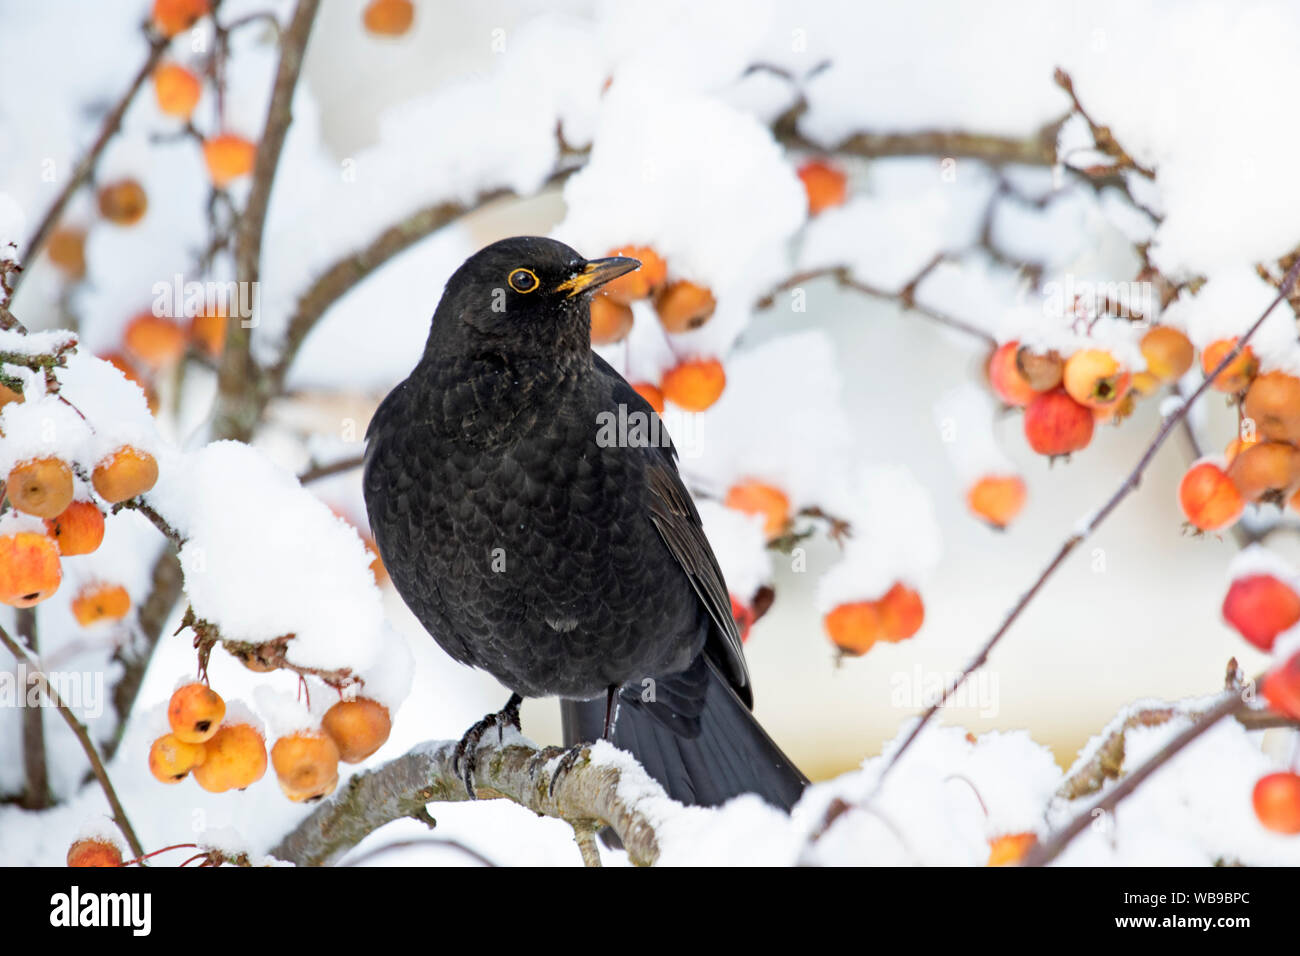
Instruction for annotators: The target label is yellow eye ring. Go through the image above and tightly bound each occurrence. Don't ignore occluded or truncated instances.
[508,268,539,293]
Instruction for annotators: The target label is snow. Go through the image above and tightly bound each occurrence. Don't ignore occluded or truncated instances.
[1059,1,1300,279]
[0,327,77,357]
[0,192,25,263]
[0,351,160,488]
[933,383,1018,484]
[696,501,771,601]
[350,626,415,714]
[815,464,944,610]
[0,380,94,477]
[146,441,387,675]
[794,2,1069,144]
[554,81,806,347]
[798,162,995,292]
[253,685,325,739]
[679,331,853,509]
[914,254,1028,344]
[997,305,1146,372]
[989,188,1098,274]
[58,351,162,465]
[1227,544,1298,587]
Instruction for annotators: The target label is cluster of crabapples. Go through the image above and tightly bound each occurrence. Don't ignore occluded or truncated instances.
[148,681,393,802]
[586,242,726,415]
[589,159,848,417]
[976,324,1199,530]
[0,408,158,616]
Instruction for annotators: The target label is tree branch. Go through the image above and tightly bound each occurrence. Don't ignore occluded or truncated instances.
[10,29,168,297]
[754,264,997,346]
[16,608,49,810]
[0,621,145,859]
[214,0,320,442]
[272,736,669,867]
[105,547,184,760]
[297,453,365,484]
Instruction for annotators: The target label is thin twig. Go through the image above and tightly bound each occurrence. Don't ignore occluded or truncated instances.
[854,258,1300,810]
[572,823,603,867]
[1053,68,1156,180]
[298,453,365,484]
[0,621,145,859]
[755,265,997,346]
[11,30,168,296]
[114,498,184,546]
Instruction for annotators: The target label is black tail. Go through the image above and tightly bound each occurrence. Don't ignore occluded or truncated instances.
[560,654,808,812]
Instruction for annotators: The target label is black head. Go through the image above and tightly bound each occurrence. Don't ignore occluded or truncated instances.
[424,236,639,360]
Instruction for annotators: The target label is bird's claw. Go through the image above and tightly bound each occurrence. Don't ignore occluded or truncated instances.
[535,743,588,799]
[453,694,523,799]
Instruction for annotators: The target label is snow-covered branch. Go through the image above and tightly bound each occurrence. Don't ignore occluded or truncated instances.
[272,735,669,867]
[1029,687,1251,867]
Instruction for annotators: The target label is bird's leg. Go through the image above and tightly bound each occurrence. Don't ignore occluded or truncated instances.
[602,684,619,740]
[453,692,524,799]
[541,686,619,799]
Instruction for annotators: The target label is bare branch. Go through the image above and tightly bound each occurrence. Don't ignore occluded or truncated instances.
[298,453,365,484]
[0,621,145,859]
[773,92,1065,169]
[214,0,320,442]
[16,608,49,809]
[11,30,168,297]
[755,265,997,347]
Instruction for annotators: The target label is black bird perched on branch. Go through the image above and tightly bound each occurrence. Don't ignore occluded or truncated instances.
[363,236,807,811]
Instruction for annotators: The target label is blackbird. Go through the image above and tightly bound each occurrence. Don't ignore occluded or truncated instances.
[363,236,807,811]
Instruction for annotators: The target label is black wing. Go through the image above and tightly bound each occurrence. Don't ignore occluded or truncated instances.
[592,354,751,705]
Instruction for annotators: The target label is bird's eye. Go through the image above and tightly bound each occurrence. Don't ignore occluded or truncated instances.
[508,268,539,293]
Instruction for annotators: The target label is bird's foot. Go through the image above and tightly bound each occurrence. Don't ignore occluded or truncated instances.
[533,742,589,799]
[453,693,523,799]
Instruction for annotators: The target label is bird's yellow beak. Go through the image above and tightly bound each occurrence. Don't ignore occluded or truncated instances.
[555,256,641,298]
